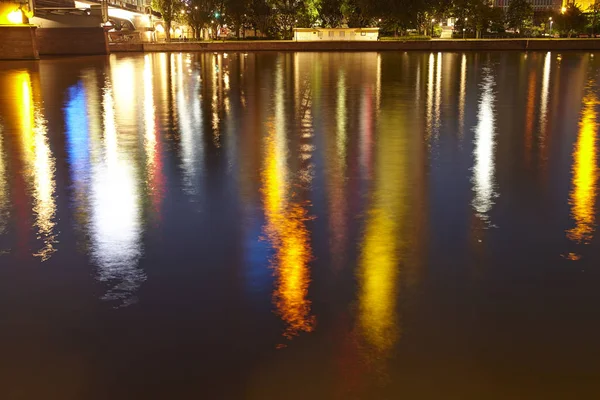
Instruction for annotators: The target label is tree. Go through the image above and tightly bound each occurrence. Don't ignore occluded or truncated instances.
[185,0,214,39]
[318,0,344,27]
[271,0,303,38]
[246,0,272,37]
[556,3,587,37]
[225,0,248,38]
[505,0,533,35]
[340,0,374,27]
[588,2,600,36]
[152,0,182,41]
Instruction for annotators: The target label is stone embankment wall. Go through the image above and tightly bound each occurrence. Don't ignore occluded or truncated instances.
[36,27,109,56]
[110,39,600,53]
[0,26,39,60]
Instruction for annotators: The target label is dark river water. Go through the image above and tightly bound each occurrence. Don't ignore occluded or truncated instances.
[0,51,599,399]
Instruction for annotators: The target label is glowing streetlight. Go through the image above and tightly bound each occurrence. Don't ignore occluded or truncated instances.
[548,16,553,35]
[561,6,566,13]
[430,18,436,37]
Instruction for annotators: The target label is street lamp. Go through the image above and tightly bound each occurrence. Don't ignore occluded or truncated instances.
[561,6,566,13]
[431,18,435,37]
[548,17,553,36]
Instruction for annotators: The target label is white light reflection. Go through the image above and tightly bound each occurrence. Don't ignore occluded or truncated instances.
[472,67,498,221]
[178,57,204,195]
[539,52,551,145]
[92,82,144,306]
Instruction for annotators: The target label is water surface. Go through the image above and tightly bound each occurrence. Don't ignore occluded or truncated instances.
[1,51,600,399]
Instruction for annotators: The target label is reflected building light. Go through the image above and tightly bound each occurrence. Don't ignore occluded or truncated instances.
[16,71,57,261]
[426,53,434,137]
[144,54,164,215]
[0,126,8,236]
[160,53,168,109]
[65,81,92,236]
[328,69,348,270]
[212,53,221,147]
[539,52,551,147]
[415,64,421,105]
[92,82,144,306]
[180,66,204,195]
[337,70,347,161]
[111,59,136,125]
[434,52,442,138]
[376,53,381,114]
[567,87,598,244]
[472,67,497,221]
[459,54,467,138]
[298,83,314,184]
[358,120,406,358]
[525,70,536,155]
[262,61,314,341]
[360,87,373,178]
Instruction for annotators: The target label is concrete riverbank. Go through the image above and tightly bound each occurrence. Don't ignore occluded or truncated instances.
[110,39,600,53]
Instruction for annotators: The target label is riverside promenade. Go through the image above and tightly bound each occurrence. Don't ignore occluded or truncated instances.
[110,38,600,53]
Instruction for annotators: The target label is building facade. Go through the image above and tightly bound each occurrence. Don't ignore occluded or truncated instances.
[494,0,563,12]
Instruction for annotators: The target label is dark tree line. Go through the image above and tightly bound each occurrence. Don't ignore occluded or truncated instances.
[152,0,600,41]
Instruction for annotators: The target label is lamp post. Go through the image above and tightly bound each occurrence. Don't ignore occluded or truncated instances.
[548,16,553,36]
[464,17,468,39]
[431,18,435,37]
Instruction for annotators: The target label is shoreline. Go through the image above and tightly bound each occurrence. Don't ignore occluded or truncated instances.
[110,39,600,53]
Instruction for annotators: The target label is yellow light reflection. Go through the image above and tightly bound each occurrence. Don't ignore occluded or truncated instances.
[472,68,497,220]
[337,70,347,160]
[426,53,434,137]
[15,71,57,261]
[567,87,598,244]
[0,126,8,235]
[434,52,442,137]
[539,52,551,147]
[144,54,164,216]
[358,110,407,357]
[262,127,314,340]
[525,70,536,156]
[459,54,466,138]
[212,53,221,147]
[262,62,314,341]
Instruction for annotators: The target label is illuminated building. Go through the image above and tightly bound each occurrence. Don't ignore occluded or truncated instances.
[493,0,562,11]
